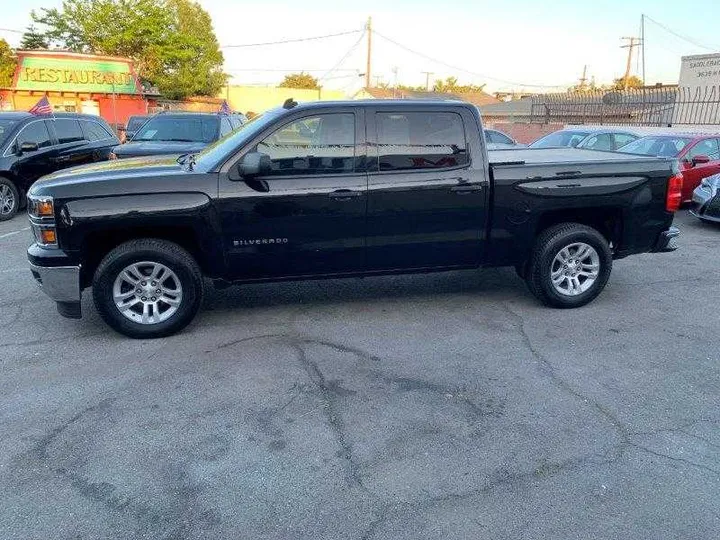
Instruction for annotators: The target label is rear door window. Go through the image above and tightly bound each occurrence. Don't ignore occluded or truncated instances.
[613,133,637,149]
[81,120,114,141]
[220,117,233,137]
[487,130,514,144]
[16,121,52,150]
[375,111,468,171]
[54,119,85,144]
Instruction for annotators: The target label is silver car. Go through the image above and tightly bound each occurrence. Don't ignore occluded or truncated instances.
[690,173,720,223]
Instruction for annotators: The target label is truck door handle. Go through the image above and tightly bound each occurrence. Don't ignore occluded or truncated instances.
[329,189,363,200]
[451,184,483,193]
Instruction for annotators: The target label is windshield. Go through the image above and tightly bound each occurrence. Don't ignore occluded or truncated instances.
[133,116,219,143]
[530,130,591,148]
[193,109,286,169]
[617,136,693,157]
[0,119,19,146]
[127,116,148,131]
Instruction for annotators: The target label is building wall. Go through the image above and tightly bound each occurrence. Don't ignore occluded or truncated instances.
[219,86,347,115]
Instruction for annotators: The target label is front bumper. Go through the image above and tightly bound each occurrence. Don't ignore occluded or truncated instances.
[651,226,680,253]
[28,245,82,319]
[690,185,720,223]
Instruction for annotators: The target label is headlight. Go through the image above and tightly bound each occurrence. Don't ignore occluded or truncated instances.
[28,196,54,218]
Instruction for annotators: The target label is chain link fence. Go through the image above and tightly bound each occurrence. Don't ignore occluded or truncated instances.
[530,86,720,126]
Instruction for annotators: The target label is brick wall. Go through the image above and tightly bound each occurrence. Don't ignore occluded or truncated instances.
[485,121,565,144]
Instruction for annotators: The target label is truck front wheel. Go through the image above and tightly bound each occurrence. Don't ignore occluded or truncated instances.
[526,223,612,308]
[0,177,19,221]
[93,239,203,338]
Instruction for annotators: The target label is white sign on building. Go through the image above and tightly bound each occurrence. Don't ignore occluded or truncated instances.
[675,53,720,124]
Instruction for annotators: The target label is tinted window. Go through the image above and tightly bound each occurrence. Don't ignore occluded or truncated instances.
[613,133,637,149]
[54,119,85,144]
[126,116,148,132]
[0,118,20,147]
[220,117,233,136]
[82,120,113,141]
[579,133,615,151]
[487,130,514,144]
[256,113,355,176]
[686,138,720,160]
[530,130,590,148]
[618,136,693,157]
[17,121,52,149]
[134,116,219,143]
[376,112,468,171]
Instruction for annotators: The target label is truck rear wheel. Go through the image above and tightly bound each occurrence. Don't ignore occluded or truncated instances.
[0,177,19,221]
[93,239,203,338]
[525,223,612,308]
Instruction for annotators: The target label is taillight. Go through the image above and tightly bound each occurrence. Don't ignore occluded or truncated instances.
[666,173,683,212]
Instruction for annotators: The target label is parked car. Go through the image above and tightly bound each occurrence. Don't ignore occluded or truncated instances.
[690,173,720,223]
[26,100,680,338]
[125,115,150,141]
[112,112,243,159]
[485,128,524,148]
[529,127,639,150]
[617,134,720,203]
[0,112,119,220]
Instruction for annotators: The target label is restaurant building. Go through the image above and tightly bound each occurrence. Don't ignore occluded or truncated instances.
[0,50,157,126]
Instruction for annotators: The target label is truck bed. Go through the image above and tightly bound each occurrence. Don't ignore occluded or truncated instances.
[488,147,665,166]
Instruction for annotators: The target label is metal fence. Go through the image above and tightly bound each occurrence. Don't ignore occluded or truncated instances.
[529,86,720,126]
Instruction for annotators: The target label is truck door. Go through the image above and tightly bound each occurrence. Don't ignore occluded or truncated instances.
[218,108,367,279]
[366,107,488,270]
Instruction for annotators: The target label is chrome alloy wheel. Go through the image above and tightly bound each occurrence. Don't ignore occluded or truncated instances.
[0,184,15,216]
[112,261,183,324]
[550,242,600,296]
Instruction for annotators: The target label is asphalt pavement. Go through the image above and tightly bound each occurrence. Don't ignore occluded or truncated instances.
[1,211,719,539]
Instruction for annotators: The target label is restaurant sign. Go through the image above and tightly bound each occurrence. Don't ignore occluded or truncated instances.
[14,53,139,94]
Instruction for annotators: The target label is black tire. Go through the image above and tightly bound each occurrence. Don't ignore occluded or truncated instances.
[525,223,612,308]
[0,177,20,221]
[93,239,203,338]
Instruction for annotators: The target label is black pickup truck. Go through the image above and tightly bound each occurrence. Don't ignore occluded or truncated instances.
[26,100,681,338]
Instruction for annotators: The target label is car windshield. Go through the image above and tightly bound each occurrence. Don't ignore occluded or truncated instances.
[133,116,219,143]
[192,109,285,169]
[530,130,591,148]
[617,136,693,157]
[127,117,148,131]
[0,118,19,146]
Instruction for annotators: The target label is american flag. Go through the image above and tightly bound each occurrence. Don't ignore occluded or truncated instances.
[29,96,53,115]
[219,100,231,115]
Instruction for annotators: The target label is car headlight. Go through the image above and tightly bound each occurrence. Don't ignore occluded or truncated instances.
[27,195,58,247]
[28,196,54,218]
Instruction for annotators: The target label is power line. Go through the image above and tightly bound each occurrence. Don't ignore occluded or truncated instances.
[0,28,23,34]
[225,68,359,73]
[373,30,571,89]
[318,29,366,82]
[221,29,362,49]
[644,15,720,52]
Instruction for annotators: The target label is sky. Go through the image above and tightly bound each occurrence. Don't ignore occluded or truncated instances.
[2,0,720,94]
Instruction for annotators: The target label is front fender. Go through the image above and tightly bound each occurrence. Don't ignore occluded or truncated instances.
[59,192,225,278]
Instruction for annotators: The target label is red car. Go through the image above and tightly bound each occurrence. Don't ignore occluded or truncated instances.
[618,134,720,202]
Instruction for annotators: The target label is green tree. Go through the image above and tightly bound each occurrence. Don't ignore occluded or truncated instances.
[0,39,16,87]
[612,76,643,90]
[279,72,319,90]
[20,25,50,49]
[432,76,486,94]
[27,0,226,99]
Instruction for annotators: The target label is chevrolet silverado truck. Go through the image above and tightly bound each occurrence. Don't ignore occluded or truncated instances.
[26,100,682,338]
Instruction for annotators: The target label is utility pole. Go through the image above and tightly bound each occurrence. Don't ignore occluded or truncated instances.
[391,66,399,98]
[621,37,641,90]
[421,71,434,91]
[641,14,646,85]
[578,65,587,90]
[365,17,372,89]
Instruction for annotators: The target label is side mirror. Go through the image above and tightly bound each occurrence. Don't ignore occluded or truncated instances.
[18,141,39,154]
[691,154,711,167]
[230,151,271,180]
